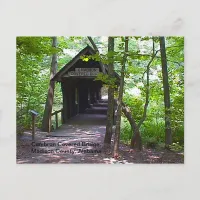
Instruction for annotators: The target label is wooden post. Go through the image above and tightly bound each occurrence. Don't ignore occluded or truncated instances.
[61,108,64,124]
[29,110,39,140]
[51,109,64,129]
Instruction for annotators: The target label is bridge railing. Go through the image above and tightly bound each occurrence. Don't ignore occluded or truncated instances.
[51,108,64,129]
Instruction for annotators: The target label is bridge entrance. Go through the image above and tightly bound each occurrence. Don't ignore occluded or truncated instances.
[51,45,113,125]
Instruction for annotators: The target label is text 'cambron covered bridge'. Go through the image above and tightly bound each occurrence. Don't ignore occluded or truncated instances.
[51,45,119,125]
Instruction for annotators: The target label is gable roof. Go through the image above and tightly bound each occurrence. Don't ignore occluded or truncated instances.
[51,45,120,83]
[51,45,104,81]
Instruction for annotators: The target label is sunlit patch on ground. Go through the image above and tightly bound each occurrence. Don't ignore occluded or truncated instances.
[17,114,183,164]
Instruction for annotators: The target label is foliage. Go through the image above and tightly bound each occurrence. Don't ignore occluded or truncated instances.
[169,142,184,152]
[17,37,53,57]
[16,36,184,152]
[123,93,144,123]
[16,36,83,131]
[95,73,117,88]
[120,117,132,144]
[17,39,52,130]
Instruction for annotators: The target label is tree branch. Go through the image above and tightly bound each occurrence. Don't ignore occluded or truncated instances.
[138,38,158,128]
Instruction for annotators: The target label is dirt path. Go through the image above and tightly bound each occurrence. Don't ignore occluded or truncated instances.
[17,134,184,164]
[17,114,183,164]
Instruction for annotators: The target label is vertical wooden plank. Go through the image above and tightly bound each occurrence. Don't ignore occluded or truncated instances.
[71,84,75,117]
[61,80,68,123]
[88,87,91,105]
[61,108,64,124]
[66,79,72,118]
[69,83,72,118]
[76,87,79,114]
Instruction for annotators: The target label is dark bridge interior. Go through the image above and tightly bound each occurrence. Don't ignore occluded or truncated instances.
[61,77,103,123]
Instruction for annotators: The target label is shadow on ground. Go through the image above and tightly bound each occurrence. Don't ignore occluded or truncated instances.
[17,114,184,164]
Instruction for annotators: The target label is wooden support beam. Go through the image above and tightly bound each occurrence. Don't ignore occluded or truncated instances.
[61,109,64,124]
[51,108,63,129]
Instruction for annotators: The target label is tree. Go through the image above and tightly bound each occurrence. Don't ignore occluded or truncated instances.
[159,36,172,146]
[131,38,159,150]
[104,37,115,146]
[17,36,184,154]
[17,37,53,131]
[41,37,58,132]
[113,37,129,157]
[87,36,116,147]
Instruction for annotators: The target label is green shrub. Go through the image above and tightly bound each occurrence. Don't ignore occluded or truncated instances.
[141,120,165,144]
[172,125,184,145]
[120,116,184,150]
[169,142,184,152]
[120,117,132,144]
[145,137,157,148]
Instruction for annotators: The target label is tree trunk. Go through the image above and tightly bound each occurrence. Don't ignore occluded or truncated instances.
[129,37,157,150]
[104,37,115,146]
[41,37,57,132]
[159,37,172,146]
[130,128,142,150]
[113,37,129,157]
[114,99,143,150]
[121,100,142,150]
[87,36,115,146]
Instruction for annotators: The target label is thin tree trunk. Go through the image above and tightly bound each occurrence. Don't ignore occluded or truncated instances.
[113,37,129,158]
[41,37,57,132]
[114,99,142,151]
[159,37,172,146]
[138,40,156,128]
[87,36,115,146]
[104,37,115,146]
[130,37,157,150]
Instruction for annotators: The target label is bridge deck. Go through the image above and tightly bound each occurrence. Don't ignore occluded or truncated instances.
[49,113,107,138]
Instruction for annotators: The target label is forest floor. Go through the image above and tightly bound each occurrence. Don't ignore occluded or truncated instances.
[17,114,184,164]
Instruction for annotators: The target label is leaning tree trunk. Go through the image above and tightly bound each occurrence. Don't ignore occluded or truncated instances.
[104,37,115,146]
[159,37,172,146]
[41,37,57,132]
[130,37,158,151]
[113,37,129,158]
[120,100,142,150]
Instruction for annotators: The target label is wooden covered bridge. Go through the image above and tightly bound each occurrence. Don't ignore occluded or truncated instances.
[48,45,119,132]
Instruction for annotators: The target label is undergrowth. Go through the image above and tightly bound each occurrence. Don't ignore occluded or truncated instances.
[120,117,184,151]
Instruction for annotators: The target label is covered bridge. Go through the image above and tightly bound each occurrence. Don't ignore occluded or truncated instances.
[51,45,119,126]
